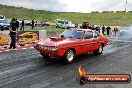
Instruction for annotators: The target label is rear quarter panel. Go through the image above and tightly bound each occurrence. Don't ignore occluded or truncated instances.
[98,33,108,46]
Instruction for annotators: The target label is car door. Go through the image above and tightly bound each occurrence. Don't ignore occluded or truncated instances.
[82,31,94,53]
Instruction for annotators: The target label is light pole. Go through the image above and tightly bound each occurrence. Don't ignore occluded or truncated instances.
[125,0,127,13]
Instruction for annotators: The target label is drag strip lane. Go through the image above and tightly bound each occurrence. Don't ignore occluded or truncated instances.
[0,39,132,88]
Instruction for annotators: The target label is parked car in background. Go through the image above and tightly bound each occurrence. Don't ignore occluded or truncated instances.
[0,15,6,19]
[0,19,10,31]
[35,20,50,26]
[55,19,78,29]
[24,20,32,26]
[34,28,108,63]
[17,20,22,25]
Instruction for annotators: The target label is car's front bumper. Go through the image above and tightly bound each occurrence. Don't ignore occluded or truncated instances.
[34,45,59,57]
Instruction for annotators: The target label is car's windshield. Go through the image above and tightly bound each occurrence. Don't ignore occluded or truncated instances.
[65,21,68,24]
[60,29,84,39]
[57,21,64,24]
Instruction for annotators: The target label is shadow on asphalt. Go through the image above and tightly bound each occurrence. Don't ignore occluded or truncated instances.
[40,53,98,66]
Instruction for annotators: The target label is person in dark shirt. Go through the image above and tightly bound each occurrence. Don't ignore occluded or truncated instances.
[31,19,35,29]
[9,18,18,50]
[82,22,89,29]
[102,25,105,35]
[114,27,118,35]
[106,26,111,35]
[20,20,24,31]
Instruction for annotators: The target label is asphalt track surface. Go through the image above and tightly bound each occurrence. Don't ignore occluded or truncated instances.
[0,37,132,88]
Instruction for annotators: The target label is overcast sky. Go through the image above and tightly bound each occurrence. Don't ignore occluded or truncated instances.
[0,0,131,13]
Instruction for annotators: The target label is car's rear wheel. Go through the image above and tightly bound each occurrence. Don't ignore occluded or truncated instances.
[93,45,103,55]
[64,49,75,63]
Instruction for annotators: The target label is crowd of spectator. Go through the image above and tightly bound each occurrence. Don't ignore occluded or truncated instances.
[81,22,118,36]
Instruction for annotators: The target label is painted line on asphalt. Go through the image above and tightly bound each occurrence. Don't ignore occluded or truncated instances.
[0,46,34,53]
[0,67,51,87]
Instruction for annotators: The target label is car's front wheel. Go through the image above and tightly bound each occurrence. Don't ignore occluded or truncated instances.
[64,49,75,63]
[93,45,103,55]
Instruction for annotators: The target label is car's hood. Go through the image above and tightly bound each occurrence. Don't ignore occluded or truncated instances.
[37,37,82,46]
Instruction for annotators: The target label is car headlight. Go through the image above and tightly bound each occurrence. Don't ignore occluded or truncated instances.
[36,45,57,51]
[50,47,57,51]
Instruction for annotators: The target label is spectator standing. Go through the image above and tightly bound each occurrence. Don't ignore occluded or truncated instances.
[114,27,118,35]
[20,20,24,31]
[31,19,35,29]
[82,22,89,29]
[9,18,18,50]
[102,25,105,35]
[106,26,111,36]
